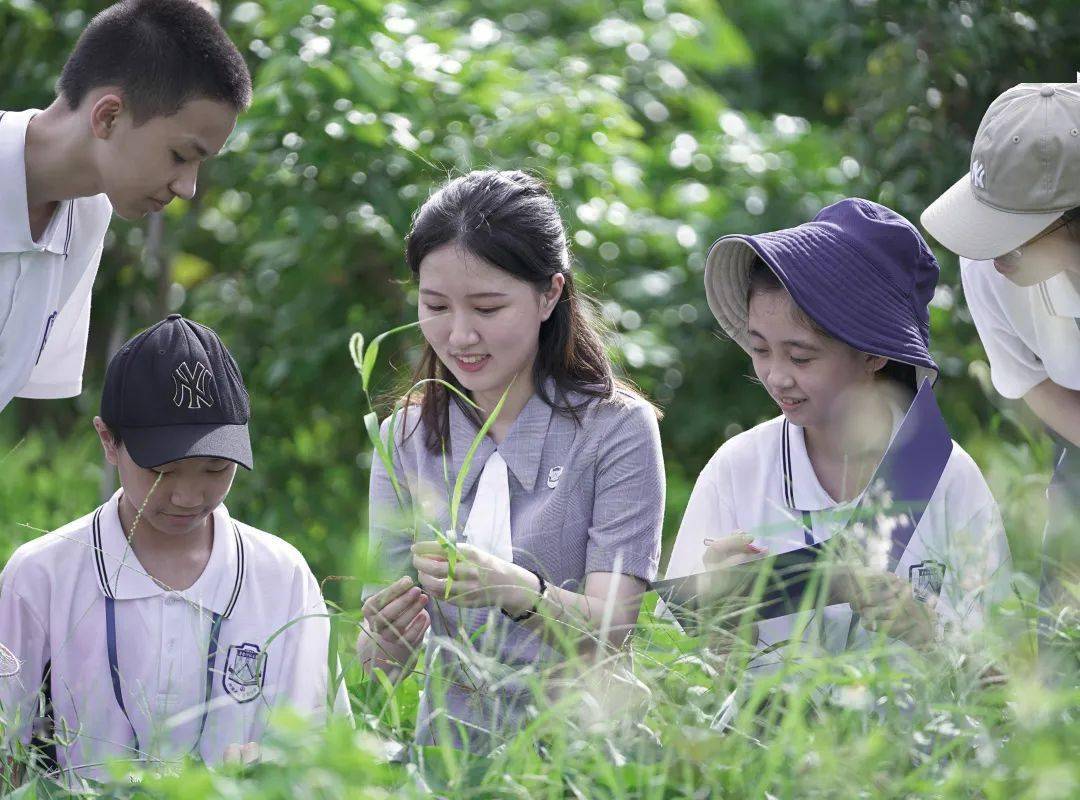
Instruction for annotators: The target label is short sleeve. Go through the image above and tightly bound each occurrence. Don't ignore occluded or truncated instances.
[961,258,1047,399]
[363,413,416,601]
[17,238,101,400]
[584,401,664,582]
[0,552,49,744]
[664,450,739,580]
[266,565,353,724]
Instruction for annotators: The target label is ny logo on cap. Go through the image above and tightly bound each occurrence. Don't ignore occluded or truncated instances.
[971,160,987,190]
[173,361,215,410]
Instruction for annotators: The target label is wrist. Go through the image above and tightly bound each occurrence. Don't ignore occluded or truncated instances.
[501,567,544,620]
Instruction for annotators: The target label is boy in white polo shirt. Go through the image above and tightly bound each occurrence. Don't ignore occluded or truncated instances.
[921,82,1080,609]
[0,316,348,784]
[0,0,251,413]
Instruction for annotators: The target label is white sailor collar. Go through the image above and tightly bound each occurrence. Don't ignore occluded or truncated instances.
[1037,271,1080,319]
[91,490,246,618]
[0,109,75,257]
[780,398,906,512]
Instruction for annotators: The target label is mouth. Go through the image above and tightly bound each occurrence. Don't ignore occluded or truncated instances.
[451,353,491,373]
[776,396,806,411]
[148,197,169,213]
[161,511,201,520]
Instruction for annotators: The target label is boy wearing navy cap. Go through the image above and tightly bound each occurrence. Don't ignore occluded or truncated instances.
[0,315,349,784]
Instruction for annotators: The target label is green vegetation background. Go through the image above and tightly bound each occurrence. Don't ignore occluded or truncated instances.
[0,0,1070,610]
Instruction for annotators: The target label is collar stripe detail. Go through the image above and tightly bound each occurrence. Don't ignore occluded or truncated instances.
[62,202,74,257]
[222,523,245,619]
[781,419,795,508]
[91,507,114,599]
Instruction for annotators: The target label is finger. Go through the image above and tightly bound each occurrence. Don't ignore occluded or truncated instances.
[411,541,449,559]
[367,586,424,629]
[241,742,260,765]
[362,576,414,618]
[417,573,447,597]
[223,744,241,764]
[703,534,763,564]
[377,593,429,640]
[404,609,430,645]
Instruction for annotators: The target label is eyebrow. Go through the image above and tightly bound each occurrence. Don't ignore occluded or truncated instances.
[747,329,821,351]
[181,138,210,159]
[420,289,509,299]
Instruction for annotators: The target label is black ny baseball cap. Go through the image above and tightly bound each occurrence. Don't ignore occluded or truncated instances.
[101,314,253,470]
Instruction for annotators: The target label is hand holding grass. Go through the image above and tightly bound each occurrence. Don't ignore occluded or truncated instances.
[356,576,430,681]
[411,541,540,615]
[835,569,938,649]
[698,533,769,597]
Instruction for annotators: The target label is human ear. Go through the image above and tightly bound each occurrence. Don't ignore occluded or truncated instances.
[539,273,565,321]
[93,416,121,467]
[89,93,124,140]
[865,354,889,374]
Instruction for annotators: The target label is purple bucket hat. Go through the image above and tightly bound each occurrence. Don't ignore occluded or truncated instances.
[704,198,940,385]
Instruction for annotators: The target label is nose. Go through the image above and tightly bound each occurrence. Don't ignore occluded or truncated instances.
[169,485,204,511]
[169,164,199,201]
[765,363,796,392]
[447,312,480,350]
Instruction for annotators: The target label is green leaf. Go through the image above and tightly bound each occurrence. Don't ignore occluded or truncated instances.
[361,338,379,393]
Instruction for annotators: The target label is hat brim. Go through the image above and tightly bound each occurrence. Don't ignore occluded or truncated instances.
[704,230,938,386]
[119,423,253,471]
[920,172,1064,260]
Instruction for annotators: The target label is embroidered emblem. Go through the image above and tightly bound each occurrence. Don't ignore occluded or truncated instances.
[908,560,946,604]
[222,642,266,703]
[172,361,215,410]
[971,160,986,190]
[547,466,564,489]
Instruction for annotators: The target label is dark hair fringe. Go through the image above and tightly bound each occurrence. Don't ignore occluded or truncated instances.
[399,169,657,452]
[58,0,252,123]
[747,257,917,392]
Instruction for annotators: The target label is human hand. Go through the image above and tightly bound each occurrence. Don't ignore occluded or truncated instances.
[223,741,260,766]
[411,541,539,614]
[837,569,937,649]
[357,576,430,679]
[699,533,769,597]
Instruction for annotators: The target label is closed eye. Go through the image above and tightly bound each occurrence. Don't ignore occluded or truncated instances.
[791,357,812,365]
[171,150,187,165]
[475,307,503,315]
[423,303,448,312]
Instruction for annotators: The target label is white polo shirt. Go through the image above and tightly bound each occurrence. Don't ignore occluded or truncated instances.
[960,257,1080,399]
[0,109,112,413]
[0,491,350,783]
[665,410,1012,671]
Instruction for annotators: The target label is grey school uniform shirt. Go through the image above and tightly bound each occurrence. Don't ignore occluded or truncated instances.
[367,383,664,752]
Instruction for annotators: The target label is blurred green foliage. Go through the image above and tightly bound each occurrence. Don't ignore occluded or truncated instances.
[1,2,1078,797]
[0,0,1068,594]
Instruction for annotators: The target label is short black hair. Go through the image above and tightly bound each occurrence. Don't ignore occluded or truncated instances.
[58,0,252,124]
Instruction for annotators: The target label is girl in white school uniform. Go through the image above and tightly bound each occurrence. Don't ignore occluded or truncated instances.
[355,170,665,753]
[665,199,1012,669]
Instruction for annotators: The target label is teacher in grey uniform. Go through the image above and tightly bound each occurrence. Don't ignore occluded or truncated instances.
[356,170,665,753]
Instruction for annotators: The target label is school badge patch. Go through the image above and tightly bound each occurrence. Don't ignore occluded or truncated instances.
[222,642,266,703]
[908,561,946,604]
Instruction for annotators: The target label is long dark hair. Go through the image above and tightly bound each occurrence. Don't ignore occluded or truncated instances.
[402,170,640,452]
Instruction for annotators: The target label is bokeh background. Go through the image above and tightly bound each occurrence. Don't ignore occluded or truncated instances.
[2,0,1073,606]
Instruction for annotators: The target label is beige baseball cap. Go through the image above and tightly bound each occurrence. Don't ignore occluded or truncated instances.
[921,82,1080,260]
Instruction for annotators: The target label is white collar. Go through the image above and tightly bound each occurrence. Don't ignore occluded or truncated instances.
[782,398,905,511]
[1037,270,1080,319]
[91,490,246,618]
[0,109,75,256]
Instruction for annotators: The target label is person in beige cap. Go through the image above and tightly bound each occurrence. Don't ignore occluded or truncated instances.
[921,81,1079,620]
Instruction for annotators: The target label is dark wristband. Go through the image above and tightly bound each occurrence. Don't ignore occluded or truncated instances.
[502,569,546,622]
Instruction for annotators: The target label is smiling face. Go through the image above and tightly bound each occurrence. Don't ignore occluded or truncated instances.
[91,94,238,220]
[747,288,885,429]
[992,216,1080,287]
[417,244,563,405]
[95,418,237,538]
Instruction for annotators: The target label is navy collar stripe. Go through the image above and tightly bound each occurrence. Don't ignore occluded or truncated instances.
[62,202,74,257]
[222,523,244,619]
[91,508,113,599]
[781,419,795,509]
